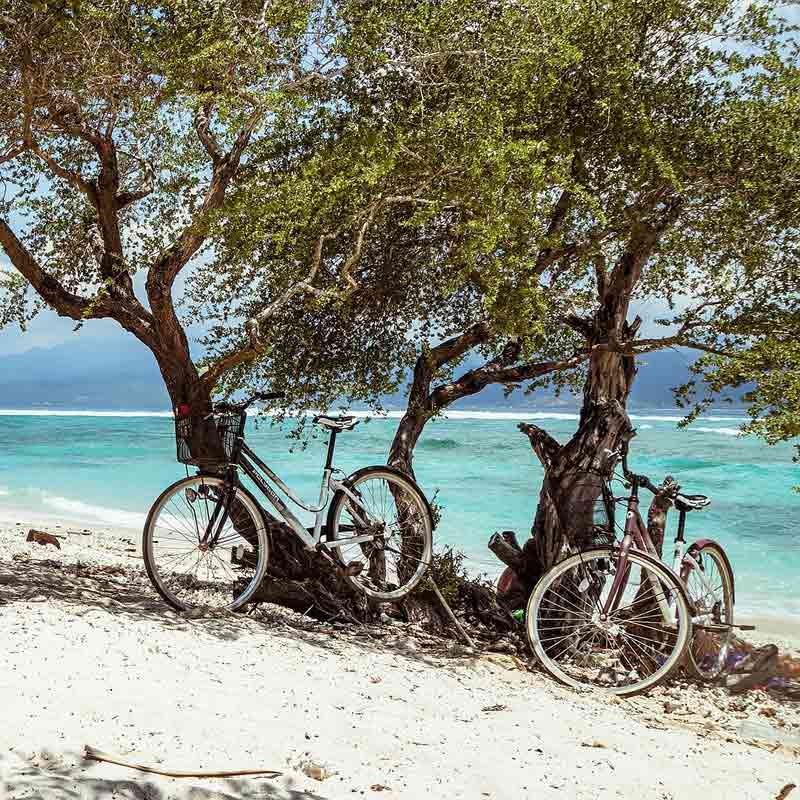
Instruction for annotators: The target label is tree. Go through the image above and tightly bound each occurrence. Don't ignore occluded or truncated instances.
[3,0,797,633]
[0,0,411,619]
[197,0,799,605]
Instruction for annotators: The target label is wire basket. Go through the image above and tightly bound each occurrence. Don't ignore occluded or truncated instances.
[175,411,245,466]
[565,481,617,549]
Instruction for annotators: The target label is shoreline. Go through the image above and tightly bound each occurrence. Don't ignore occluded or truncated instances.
[0,406,756,422]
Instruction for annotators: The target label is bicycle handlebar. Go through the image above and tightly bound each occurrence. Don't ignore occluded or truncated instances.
[213,391,286,414]
[621,450,668,496]
[614,441,707,506]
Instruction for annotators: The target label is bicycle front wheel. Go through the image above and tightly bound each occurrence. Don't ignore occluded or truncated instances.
[143,475,269,612]
[527,548,692,696]
[682,541,734,681]
[328,468,433,601]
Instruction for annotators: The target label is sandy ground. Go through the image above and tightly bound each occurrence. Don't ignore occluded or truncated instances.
[1,515,799,800]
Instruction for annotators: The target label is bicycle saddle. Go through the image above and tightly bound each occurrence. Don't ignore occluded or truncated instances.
[675,493,710,512]
[313,414,358,432]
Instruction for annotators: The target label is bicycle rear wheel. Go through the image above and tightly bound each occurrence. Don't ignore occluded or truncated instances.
[681,541,734,680]
[328,468,432,601]
[143,475,269,612]
[527,548,692,696]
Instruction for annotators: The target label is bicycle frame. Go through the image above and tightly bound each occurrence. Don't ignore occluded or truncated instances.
[206,426,381,554]
[602,480,721,628]
[602,481,677,623]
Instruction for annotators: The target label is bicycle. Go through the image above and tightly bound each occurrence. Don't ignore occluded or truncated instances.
[142,393,433,613]
[525,444,738,696]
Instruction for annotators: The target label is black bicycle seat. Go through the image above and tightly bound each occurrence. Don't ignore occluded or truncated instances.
[313,415,358,432]
[675,493,710,512]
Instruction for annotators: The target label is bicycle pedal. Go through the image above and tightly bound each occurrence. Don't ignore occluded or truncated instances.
[341,561,365,577]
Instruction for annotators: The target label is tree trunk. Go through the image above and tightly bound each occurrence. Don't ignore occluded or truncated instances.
[500,334,639,603]
[148,343,373,622]
[387,408,428,479]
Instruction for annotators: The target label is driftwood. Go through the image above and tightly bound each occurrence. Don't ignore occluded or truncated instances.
[26,529,61,549]
[83,745,281,778]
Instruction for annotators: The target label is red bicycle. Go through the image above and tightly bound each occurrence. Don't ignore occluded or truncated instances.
[526,446,738,696]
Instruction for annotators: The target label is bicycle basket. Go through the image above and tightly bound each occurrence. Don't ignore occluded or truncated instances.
[174,411,245,466]
[565,480,617,549]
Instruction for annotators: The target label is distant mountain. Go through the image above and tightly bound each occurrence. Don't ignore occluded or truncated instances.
[0,336,169,410]
[0,337,733,411]
[377,348,714,411]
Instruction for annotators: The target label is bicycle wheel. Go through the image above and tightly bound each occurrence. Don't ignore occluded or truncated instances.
[143,475,269,612]
[681,541,734,680]
[527,547,692,696]
[328,468,433,601]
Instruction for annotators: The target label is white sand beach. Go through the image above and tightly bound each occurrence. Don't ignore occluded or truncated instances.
[1,515,798,800]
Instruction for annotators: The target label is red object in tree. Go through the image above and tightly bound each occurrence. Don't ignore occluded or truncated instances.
[497,566,516,594]
[176,403,191,418]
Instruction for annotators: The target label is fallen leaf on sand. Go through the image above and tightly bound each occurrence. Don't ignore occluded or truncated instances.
[481,704,508,713]
[370,784,390,792]
[301,761,331,781]
[777,784,796,800]
[581,741,607,749]
[370,676,383,684]
[26,530,61,550]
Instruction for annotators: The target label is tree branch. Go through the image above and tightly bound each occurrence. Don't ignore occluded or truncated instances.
[0,217,105,320]
[195,104,223,166]
[518,422,563,469]
[115,159,155,209]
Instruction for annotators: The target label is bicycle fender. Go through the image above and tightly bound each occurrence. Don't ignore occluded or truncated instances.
[686,539,735,603]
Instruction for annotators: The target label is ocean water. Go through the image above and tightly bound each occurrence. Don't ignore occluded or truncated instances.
[0,409,797,619]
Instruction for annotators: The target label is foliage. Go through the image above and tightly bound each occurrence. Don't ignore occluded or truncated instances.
[0,0,798,467]
[194,0,800,456]
[419,546,471,605]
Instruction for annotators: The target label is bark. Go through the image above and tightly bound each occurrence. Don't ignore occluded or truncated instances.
[493,210,683,601]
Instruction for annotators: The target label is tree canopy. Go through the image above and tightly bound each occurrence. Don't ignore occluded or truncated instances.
[1,0,798,460]
[192,0,800,458]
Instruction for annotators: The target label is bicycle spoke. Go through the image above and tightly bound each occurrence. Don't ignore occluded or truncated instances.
[146,477,266,612]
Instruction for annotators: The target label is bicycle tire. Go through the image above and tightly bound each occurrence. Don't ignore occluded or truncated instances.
[327,467,433,601]
[681,541,735,681]
[526,547,693,696]
[143,475,269,612]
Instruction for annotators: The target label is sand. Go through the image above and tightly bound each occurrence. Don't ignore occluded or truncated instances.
[0,514,798,800]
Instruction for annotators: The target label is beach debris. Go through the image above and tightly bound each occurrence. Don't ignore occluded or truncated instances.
[724,644,779,694]
[581,740,608,749]
[299,760,332,781]
[83,745,281,778]
[481,703,508,713]
[26,529,61,549]
[777,784,796,800]
[370,784,391,792]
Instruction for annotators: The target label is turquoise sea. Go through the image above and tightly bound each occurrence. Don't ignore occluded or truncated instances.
[0,409,797,619]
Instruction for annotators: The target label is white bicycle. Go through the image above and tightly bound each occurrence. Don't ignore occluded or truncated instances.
[143,393,433,612]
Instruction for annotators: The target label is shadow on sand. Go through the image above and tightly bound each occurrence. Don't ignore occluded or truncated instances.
[0,553,478,668]
[0,749,329,800]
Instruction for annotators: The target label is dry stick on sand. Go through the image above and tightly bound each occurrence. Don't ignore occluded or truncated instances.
[84,745,281,779]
